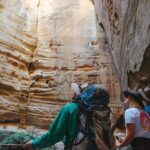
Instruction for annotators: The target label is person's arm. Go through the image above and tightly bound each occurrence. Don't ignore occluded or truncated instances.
[24,105,69,150]
[115,123,135,147]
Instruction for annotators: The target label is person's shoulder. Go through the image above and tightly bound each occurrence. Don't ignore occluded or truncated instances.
[64,102,78,111]
[125,107,140,114]
[65,102,78,107]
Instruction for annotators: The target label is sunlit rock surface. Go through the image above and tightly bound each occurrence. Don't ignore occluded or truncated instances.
[93,0,150,90]
[0,0,120,129]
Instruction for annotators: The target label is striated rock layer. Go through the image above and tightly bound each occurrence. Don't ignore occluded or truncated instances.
[93,0,150,91]
[0,0,120,128]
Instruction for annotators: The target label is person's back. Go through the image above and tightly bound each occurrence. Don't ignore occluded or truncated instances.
[125,107,150,138]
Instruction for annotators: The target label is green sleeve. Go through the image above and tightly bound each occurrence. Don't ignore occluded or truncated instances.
[32,105,69,149]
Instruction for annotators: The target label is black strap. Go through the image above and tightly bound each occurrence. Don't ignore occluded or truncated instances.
[73,111,96,146]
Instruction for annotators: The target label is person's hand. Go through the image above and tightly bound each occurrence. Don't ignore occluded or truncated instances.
[115,138,122,148]
[23,140,33,150]
[115,136,124,148]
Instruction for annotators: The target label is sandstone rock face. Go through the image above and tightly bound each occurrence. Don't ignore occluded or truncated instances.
[0,0,120,128]
[93,0,150,90]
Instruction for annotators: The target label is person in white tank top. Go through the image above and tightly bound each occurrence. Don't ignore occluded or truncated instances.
[115,90,150,150]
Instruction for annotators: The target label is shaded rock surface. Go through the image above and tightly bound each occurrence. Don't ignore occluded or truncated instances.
[93,0,150,91]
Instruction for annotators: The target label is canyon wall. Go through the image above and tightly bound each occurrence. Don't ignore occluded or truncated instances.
[0,0,120,128]
[93,0,150,91]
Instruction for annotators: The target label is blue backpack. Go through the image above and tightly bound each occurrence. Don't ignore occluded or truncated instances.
[73,85,111,148]
[75,85,110,112]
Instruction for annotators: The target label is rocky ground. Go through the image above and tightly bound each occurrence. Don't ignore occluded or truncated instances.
[0,128,64,150]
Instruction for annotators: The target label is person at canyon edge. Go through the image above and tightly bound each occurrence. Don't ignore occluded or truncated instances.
[115,90,150,150]
[23,82,111,150]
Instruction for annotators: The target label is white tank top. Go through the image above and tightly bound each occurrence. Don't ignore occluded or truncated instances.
[125,108,150,138]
